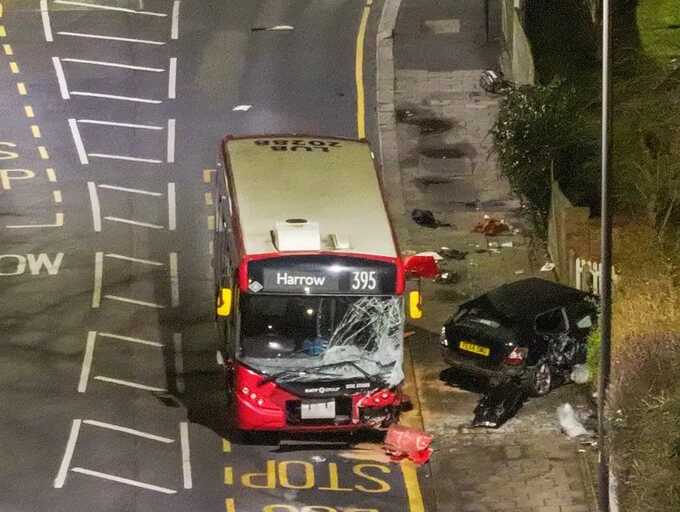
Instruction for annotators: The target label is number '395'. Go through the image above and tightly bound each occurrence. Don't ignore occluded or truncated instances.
[351,271,377,290]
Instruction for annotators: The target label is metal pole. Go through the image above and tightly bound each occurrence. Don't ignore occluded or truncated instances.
[598,0,613,509]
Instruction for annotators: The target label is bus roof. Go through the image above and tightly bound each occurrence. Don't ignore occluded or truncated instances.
[224,136,397,259]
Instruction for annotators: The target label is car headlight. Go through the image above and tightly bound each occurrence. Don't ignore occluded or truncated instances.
[440,326,448,347]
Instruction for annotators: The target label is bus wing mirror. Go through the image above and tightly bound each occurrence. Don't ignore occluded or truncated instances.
[217,288,232,317]
[408,290,423,320]
[403,255,439,279]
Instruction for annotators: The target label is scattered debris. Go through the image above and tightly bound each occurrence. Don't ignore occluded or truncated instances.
[415,251,444,261]
[310,455,327,463]
[438,246,467,260]
[500,241,514,248]
[570,364,591,384]
[557,403,589,438]
[540,262,556,272]
[472,380,527,428]
[472,215,510,236]
[383,424,433,465]
[514,269,525,275]
[434,271,458,285]
[232,104,252,111]
[404,331,416,339]
[252,25,295,31]
[411,209,451,228]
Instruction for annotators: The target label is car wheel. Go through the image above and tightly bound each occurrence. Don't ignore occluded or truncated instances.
[526,358,552,397]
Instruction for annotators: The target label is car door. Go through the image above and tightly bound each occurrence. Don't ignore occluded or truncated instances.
[533,307,574,367]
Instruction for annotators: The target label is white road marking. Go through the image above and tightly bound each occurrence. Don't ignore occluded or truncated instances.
[83,420,174,443]
[62,58,164,72]
[68,119,88,164]
[232,104,252,111]
[216,350,224,366]
[54,419,82,488]
[93,375,167,391]
[77,331,96,393]
[171,1,180,39]
[174,333,185,393]
[166,119,175,163]
[104,216,164,229]
[104,253,164,266]
[88,153,163,164]
[52,57,70,99]
[168,57,177,99]
[99,184,162,196]
[57,31,165,45]
[70,467,177,494]
[92,252,103,308]
[6,213,64,228]
[180,422,192,489]
[169,252,179,307]
[87,182,102,232]
[78,119,163,130]
[40,0,54,42]
[55,0,167,17]
[103,295,167,309]
[70,91,162,104]
[168,183,176,230]
[99,332,163,347]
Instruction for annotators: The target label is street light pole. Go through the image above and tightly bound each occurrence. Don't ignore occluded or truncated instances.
[598,0,613,509]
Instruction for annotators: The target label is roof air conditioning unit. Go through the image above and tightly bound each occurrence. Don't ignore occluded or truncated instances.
[273,218,321,251]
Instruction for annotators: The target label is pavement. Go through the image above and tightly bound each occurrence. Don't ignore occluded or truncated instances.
[378,0,599,510]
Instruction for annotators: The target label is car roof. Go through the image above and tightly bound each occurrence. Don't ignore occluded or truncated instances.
[463,278,591,323]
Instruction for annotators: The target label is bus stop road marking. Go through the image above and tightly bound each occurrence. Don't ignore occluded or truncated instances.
[70,467,177,494]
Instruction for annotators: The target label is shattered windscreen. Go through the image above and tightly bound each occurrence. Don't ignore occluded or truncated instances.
[238,294,405,386]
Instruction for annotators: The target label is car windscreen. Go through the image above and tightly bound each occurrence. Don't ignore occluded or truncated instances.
[238,294,405,386]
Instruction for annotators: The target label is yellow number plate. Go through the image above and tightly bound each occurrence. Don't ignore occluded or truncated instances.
[459,340,490,357]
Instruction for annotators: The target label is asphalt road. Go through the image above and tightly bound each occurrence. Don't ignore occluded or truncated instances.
[0,1,421,511]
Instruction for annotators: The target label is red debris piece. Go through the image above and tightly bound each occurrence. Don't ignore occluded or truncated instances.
[383,424,433,465]
[402,254,440,279]
[472,216,510,236]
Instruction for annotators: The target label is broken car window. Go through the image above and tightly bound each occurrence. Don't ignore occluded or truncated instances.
[535,308,568,334]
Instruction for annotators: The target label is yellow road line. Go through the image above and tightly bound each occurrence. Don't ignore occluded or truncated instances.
[354,4,371,140]
[31,125,41,138]
[401,460,425,512]
[207,215,215,230]
[224,467,233,485]
[225,498,236,512]
[53,190,62,203]
[24,105,34,118]
[17,82,27,95]
[203,168,215,183]
[9,61,19,73]
[222,438,231,453]
[0,4,4,18]
[205,191,214,206]
[46,168,57,181]
[0,26,6,38]
[3,43,12,55]
[38,146,49,159]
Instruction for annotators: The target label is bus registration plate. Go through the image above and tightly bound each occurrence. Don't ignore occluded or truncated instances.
[301,400,336,419]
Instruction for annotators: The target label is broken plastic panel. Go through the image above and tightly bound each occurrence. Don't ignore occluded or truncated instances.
[240,296,405,386]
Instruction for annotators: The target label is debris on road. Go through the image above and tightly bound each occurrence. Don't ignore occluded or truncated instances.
[472,215,509,236]
[383,424,433,465]
[310,455,327,463]
[570,364,591,384]
[411,209,451,228]
[438,246,467,260]
[434,271,459,285]
[472,380,527,429]
[557,403,589,438]
[415,251,444,261]
[540,262,556,272]
[514,269,525,275]
[232,104,253,111]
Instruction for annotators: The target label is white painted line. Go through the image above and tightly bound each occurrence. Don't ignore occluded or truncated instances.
[167,183,176,230]
[77,331,96,393]
[104,216,164,229]
[41,0,54,42]
[55,0,167,17]
[104,253,164,266]
[70,468,177,494]
[83,420,174,443]
[52,57,70,99]
[180,422,192,489]
[216,350,224,366]
[171,1,180,39]
[232,104,252,111]
[54,419,82,488]
[57,31,165,45]
[169,252,179,307]
[99,184,162,196]
[68,119,88,164]
[6,213,64,228]
[93,375,167,391]
[78,119,163,130]
[103,295,167,309]
[174,333,185,393]
[166,119,175,163]
[98,332,163,347]
[168,57,177,99]
[87,182,102,232]
[93,252,103,308]
[88,153,163,164]
[62,58,164,72]
[70,91,162,104]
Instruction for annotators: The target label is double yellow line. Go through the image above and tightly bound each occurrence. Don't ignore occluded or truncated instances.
[355,0,373,140]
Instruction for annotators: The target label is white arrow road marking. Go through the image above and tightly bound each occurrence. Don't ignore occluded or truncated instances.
[83,420,174,443]
[54,420,82,488]
[70,468,177,494]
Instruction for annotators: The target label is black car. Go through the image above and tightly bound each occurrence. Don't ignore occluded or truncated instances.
[440,278,597,396]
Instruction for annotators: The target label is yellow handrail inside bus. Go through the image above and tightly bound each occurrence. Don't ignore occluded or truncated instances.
[217,288,232,317]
